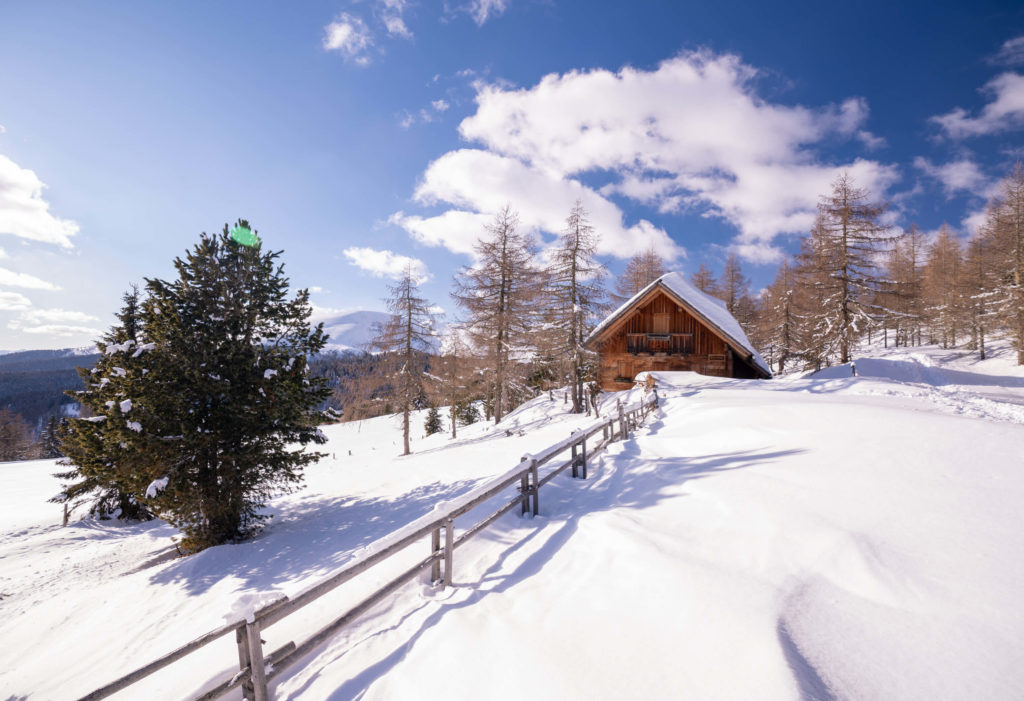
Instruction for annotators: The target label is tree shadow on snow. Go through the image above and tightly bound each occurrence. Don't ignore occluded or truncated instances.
[149,478,478,595]
[277,431,805,700]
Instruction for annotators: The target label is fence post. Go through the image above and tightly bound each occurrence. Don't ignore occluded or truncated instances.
[443,518,454,589]
[431,526,441,583]
[245,620,269,701]
[236,626,255,701]
[530,458,540,515]
[520,473,530,515]
[581,436,588,480]
[571,436,578,478]
[618,401,627,440]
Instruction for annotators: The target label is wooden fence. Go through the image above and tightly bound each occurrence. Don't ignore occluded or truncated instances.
[78,393,659,701]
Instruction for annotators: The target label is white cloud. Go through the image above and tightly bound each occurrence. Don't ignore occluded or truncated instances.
[465,0,508,25]
[962,207,989,236]
[389,209,493,256]
[379,0,412,37]
[0,266,60,290]
[343,246,431,283]
[401,51,895,263]
[323,14,373,65]
[0,291,30,310]
[407,149,684,260]
[432,99,450,112]
[308,285,324,294]
[0,247,7,259]
[0,124,6,134]
[991,35,1024,67]
[383,15,411,38]
[10,323,100,337]
[931,72,1024,138]
[0,154,79,248]
[8,308,100,337]
[913,157,993,197]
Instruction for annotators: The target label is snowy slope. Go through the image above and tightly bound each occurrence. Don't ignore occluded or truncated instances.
[2,343,1023,700]
[317,310,392,353]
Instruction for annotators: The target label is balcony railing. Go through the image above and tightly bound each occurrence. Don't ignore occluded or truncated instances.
[626,333,693,356]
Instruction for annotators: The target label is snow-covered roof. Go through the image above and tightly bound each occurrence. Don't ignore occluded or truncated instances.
[585,272,771,378]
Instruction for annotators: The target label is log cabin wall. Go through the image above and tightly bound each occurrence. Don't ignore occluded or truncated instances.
[594,291,735,390]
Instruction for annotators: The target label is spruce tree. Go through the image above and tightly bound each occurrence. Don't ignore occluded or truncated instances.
[424,406,444,436]
[57,223,331,550]
[456,399,481,426]
[54,285,155,520]
[39,416,64,459]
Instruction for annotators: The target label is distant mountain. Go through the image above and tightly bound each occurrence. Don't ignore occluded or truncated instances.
[0,348,100,433]
[317,310,392,353]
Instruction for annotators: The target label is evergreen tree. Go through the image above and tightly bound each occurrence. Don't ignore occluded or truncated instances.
[38,415,64,459]
[545,200,606,413]
[452,206,540,423]
[423,406,444,436]
[58,223,331,551]
[54,285,155,519]
[370,265,437,455]
[455,399,481,427]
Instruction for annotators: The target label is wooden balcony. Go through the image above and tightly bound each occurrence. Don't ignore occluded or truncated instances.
[626,332,694,356]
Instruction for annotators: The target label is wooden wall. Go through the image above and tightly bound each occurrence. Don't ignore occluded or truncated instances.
[594,291,736,390]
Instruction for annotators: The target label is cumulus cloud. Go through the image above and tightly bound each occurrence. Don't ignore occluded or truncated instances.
[388,209,492,256]
[0,291,31,311]
[396,51,895,263]
[8,308,100,337]
[931,72,1024,138]
[913,157,993,197]
[323,14,373,65]
[343,246,431,283]
[432,99,450,112]
[0,155,79,248]
[0,266,60,290]
[406,149,684,260]
[991,35,1024,67]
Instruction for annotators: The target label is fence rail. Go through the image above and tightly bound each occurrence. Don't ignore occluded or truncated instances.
[78,393,659,701]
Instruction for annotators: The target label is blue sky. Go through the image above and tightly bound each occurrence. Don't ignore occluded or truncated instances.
[1,0,1023,349]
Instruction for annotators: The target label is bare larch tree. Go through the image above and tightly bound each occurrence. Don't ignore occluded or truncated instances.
[546,200,606,413]
[452,206,539,423]
[371,264,437,455]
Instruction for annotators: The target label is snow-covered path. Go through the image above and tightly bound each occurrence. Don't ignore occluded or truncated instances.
[1,342,1023,700]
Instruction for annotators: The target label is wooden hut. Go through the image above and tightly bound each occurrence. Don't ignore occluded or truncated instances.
[584,272,771,390]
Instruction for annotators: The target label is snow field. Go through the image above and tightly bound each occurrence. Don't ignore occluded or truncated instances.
[1,340,1023,699]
